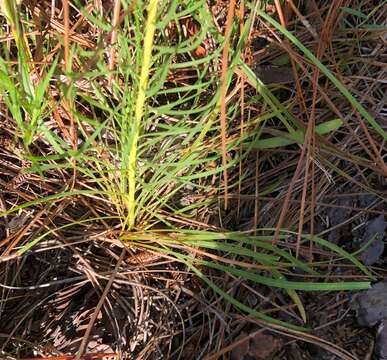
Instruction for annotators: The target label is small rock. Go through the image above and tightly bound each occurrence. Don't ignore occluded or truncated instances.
[359,239,385,265]
[358,215,386,265]
[375,320,387,360]
[352,282,387,327]
[365,215,387,239]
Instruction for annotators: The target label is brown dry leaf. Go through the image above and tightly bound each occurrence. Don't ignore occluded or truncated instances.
[231,331,283,360]
[253,65,294,84]
[248,332,283,359]
[230,332,249,360]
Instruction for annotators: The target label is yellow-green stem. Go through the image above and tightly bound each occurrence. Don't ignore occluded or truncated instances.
[126,0,158,229]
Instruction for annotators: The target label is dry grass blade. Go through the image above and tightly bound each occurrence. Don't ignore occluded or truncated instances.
[63,0,70,71]
[19,354,117,360]
[245,316,360,360]
[108,0,121,87]
[76,249,126,360]
[219,0,236,210]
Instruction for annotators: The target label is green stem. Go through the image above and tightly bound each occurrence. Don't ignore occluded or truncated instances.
[127,0,158,229]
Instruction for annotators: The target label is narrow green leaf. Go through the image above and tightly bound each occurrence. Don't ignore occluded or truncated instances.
[255,10,386,139]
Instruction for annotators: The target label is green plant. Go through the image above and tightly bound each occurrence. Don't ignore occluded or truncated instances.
[0,0,376,333]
